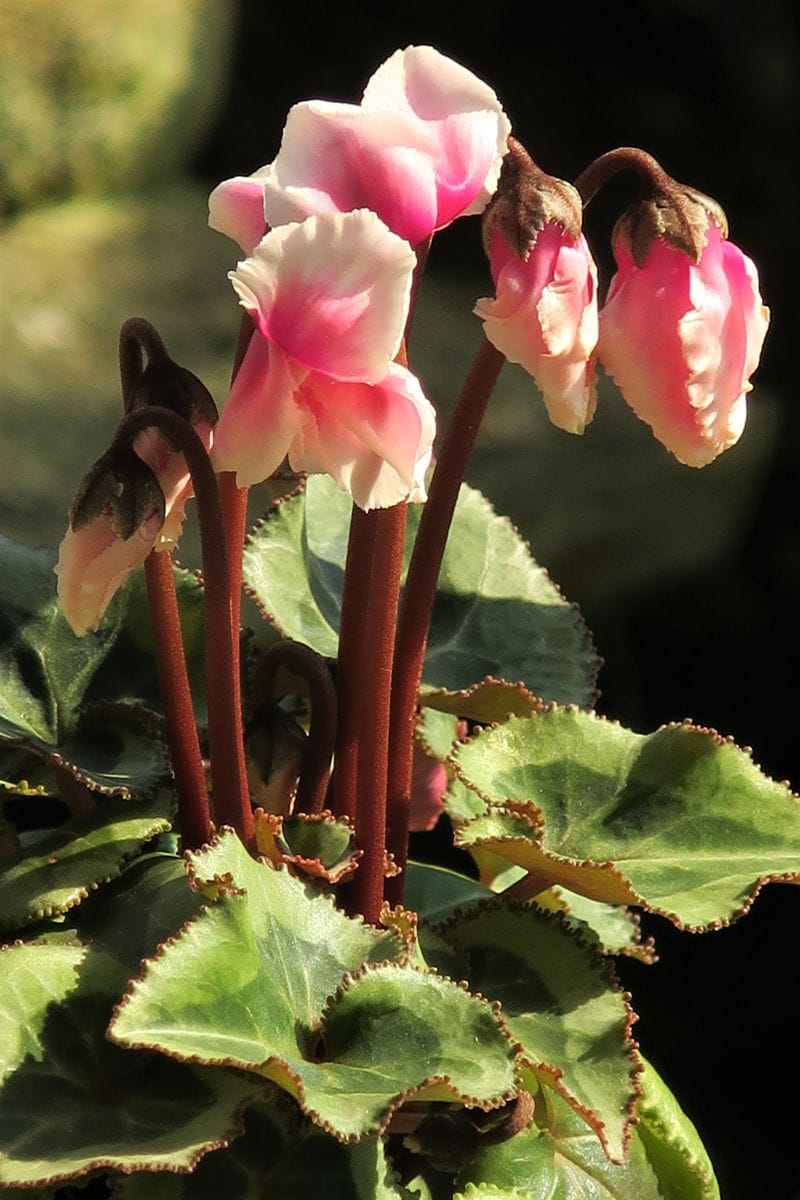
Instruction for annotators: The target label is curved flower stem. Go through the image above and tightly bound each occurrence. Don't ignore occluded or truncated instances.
[349,502,407,924]
[119,318,170,409]
[330,508,378,820]
[114,405,252,846]
[255,640,337,815]
[385,335,504,905]
[573,146,672,206]
[218,315,256,794]
[145,549,211,848]
[118,319,211,848]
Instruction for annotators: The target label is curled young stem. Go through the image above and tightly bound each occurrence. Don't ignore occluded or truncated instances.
[254,640,337,815]
[119,318,170,411]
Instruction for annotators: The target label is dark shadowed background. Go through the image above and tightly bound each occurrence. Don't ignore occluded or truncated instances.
[2,1,798,1195]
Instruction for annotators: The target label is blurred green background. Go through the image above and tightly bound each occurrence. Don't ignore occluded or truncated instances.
[1,1,798,1195]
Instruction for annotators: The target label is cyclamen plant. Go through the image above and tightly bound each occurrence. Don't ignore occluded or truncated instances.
[0,44,794,1200]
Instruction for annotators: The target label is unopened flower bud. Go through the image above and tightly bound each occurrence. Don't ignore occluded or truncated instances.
[481,138,582,256]
[476,139,598,434]
[68,446,165,540]
[57,333,217,635]
[599,197,770,466]
[57,446,167,636]
[613,177,728,267]
[128,359,218,430]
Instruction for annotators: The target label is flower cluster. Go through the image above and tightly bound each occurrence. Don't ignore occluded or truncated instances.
[475,141,769,464]
[209,45,512,510]
[57,47,769,638]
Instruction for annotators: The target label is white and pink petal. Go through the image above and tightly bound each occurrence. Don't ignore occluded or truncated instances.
[56,511,162,637]
[229,209,416,383]
[212,335,308,487]
[208,167,271,254]
[262,101,440,246]
[290,364,435,510]
[362,45,511,223]
[476,224,599,434]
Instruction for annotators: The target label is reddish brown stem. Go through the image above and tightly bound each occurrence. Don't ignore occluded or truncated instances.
[255,640,337,815]
[385,336,504,905]
[573,147,672,206]
[114,406,252,845]
[330,507,378,820]
[349,503,407,923]
[406,237,432,345]
[144,550,211,848]
[218,315,256,787]
[219,470,248,739]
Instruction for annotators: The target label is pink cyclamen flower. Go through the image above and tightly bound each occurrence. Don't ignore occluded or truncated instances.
[409,719,468,832]
[212,208,436,510]
[476,222,599,433]
[598,221,770,466]
[208,166,271,255]
[209,46,510,250]
[410,750,448,833]
[56,421,213,637]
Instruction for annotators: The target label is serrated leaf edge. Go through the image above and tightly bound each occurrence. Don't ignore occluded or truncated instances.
[0,807,174,931]
[306,959,523,1142]
[430,897,643,1164]
[451,710,800,931]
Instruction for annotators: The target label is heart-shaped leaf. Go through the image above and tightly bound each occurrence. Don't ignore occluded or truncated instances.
[422,680,544,724]
[0,940,265,1187]
[636,1060,720,1199]
[454,709,800,929]
[434,902,640,1163]
[0,536,123,748]
[456,1084,662,1199]
[0,535,201,792]
[0,791,174,931]
[110,832,516,1139]
[112,1092,412,1199]
[404,861,492,923]
[254,809,361,884]
[243,478,598,705]
[534,888,656,964]
[84,563,208,725]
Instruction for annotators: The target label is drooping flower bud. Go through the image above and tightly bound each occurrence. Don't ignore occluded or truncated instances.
[56,446,167,636]
[475,139,599,434]
[598,177,770,466]
[128,357,218,430]
[57,331,218,636]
